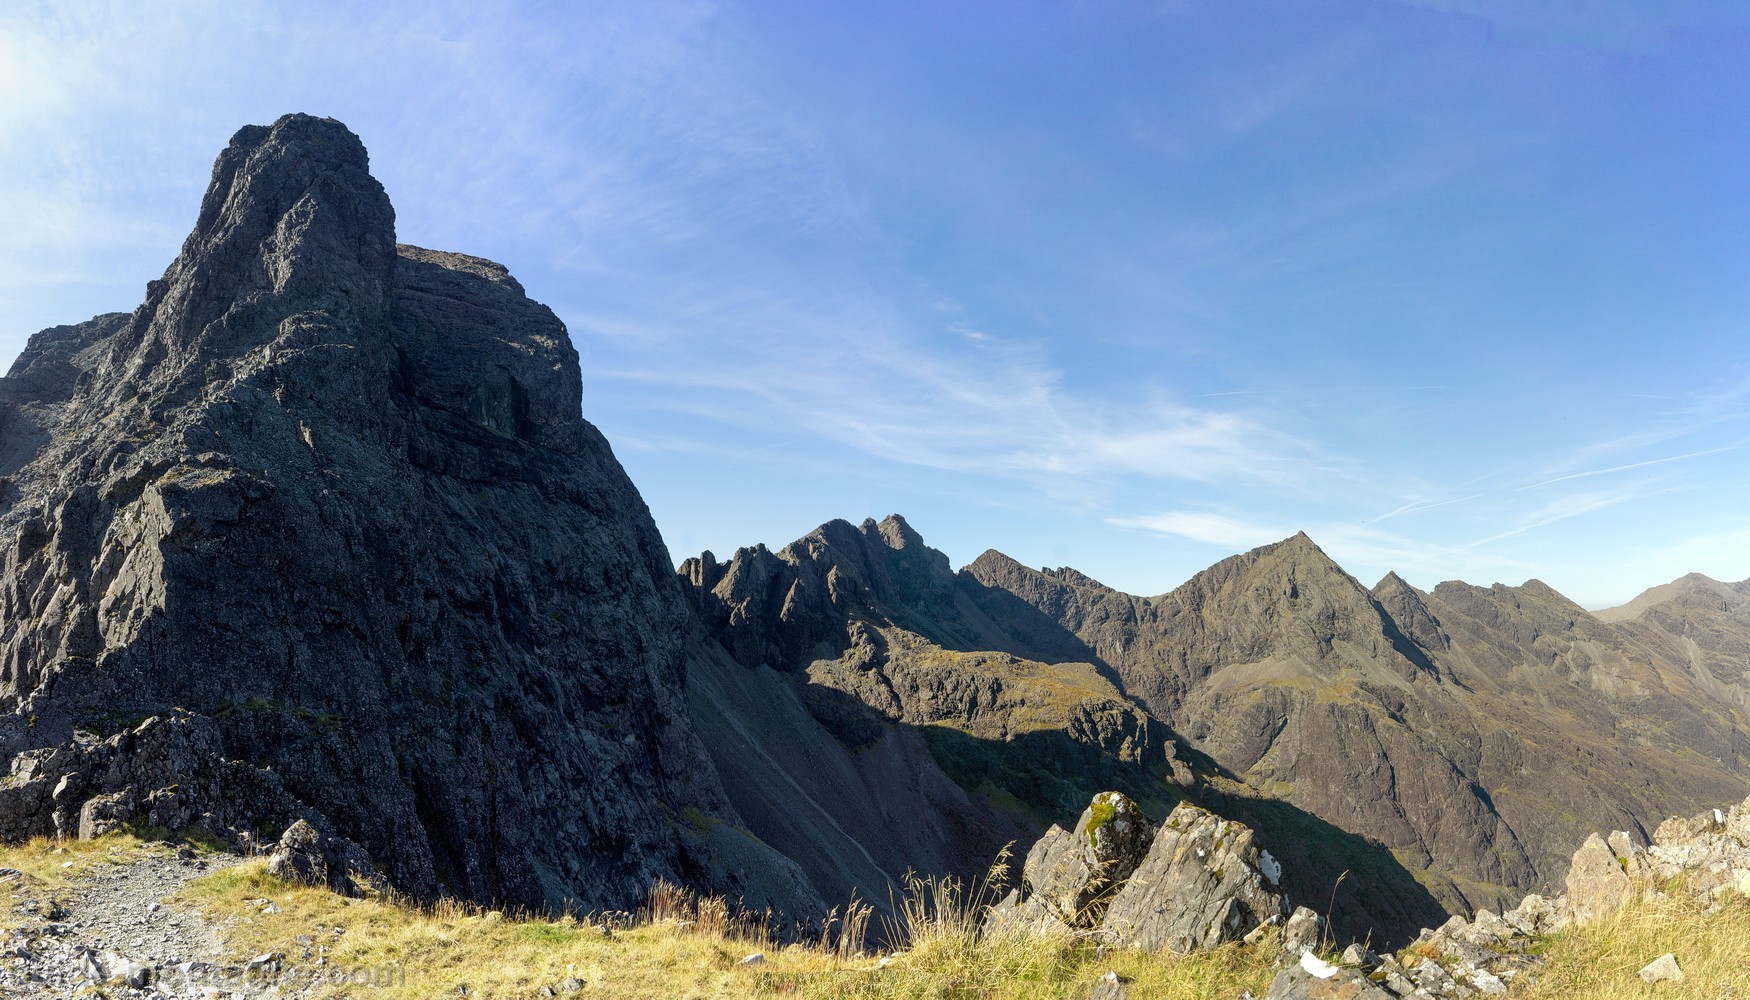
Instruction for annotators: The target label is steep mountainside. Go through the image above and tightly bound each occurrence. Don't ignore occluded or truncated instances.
[0,115,818,919]
[680,515,1196,917]
[966,536,1750,920]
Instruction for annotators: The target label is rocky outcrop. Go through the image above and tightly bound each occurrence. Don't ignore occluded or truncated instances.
[1266,954,1396,1000]
[990,795,1287,954]
[266,819,382,898]
[988,792,1155,932]
[1099,801,1288,952]
[0,114,818,920]
[1562,833,1634,923]
[1357,794,1750,999]
[0,714,313,845]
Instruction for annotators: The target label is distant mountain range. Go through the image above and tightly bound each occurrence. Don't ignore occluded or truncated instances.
[682,515,1750,943]
[1,114,1743,950]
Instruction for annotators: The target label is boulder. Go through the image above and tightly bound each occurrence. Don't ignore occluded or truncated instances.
[1088,970,1127,1000]
[1654,810,1725,847]
[1280,905,1323,956]
[1098,801,1288,953]
[266,819,383,897]
[1501,892,1562,936]
[1564,833,1634,923]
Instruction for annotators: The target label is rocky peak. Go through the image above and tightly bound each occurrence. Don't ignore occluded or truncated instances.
[1595,571,1748,623]
[1371,570,1449,653]
[0,115,819,921]
[682,514,1002,673]
[868,513,924,551]
[105,115,396,403]
[1165,533,1401,664]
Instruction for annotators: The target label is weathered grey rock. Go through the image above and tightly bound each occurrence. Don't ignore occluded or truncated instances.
[990,792,1155,932]
[1088,969,1127,1000]
[1408,957,1455,993]
[1637,952,1683,984]
[266,819,382,897]
[0,714,314,845]
[0,114,819,920]
[1280,906,1324,956]
[1564,833,1634,923]
[1265,954,1394,999]
[1500,892,1559,936]
[1339,942,1379,971]
[1098,801,1288,953]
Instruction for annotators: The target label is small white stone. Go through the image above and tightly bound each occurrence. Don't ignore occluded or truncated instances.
[1469,967,1507,995]
[1638,953,1684,984]
[1299,950,1340,980]
[737,952,765,966]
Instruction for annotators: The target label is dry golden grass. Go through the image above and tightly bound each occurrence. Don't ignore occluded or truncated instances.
[171,860,1278,999]
[1511,890,1750,998]
[9,832,1747,998]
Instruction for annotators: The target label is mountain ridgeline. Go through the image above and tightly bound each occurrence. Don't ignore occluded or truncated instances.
[680,517,1750,944]
[2,115,1746,951]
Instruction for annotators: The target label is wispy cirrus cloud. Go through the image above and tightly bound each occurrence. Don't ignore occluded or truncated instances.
[595,298,1330,495]
[1468,487,1678,548]
[1516,441,1750,492]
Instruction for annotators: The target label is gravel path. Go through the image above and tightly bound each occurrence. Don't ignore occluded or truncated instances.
[0,843,325,999]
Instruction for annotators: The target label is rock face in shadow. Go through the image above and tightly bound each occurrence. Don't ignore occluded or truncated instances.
[0,114,819,920]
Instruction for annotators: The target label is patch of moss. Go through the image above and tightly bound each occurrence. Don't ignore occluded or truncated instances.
[1085,795,1118,846]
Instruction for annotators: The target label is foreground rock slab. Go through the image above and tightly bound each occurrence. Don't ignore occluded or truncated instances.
[1099,801,1287,952]
[992,794,1287,954]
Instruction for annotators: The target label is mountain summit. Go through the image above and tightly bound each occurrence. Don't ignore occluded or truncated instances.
[0,114,817,917]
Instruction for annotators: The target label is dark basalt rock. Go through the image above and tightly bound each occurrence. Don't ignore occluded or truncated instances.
[0,114,819,920]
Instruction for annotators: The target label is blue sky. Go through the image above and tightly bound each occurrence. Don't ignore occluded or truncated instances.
[3,1,1748,608]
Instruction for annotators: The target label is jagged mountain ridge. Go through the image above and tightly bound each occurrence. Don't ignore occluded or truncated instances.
[6,112,1747,956]
[966,533,1750,916]
[684,517,1446,943]
[681,513,1749,943]
[0,114,820,919]
[678,514,1196,920]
